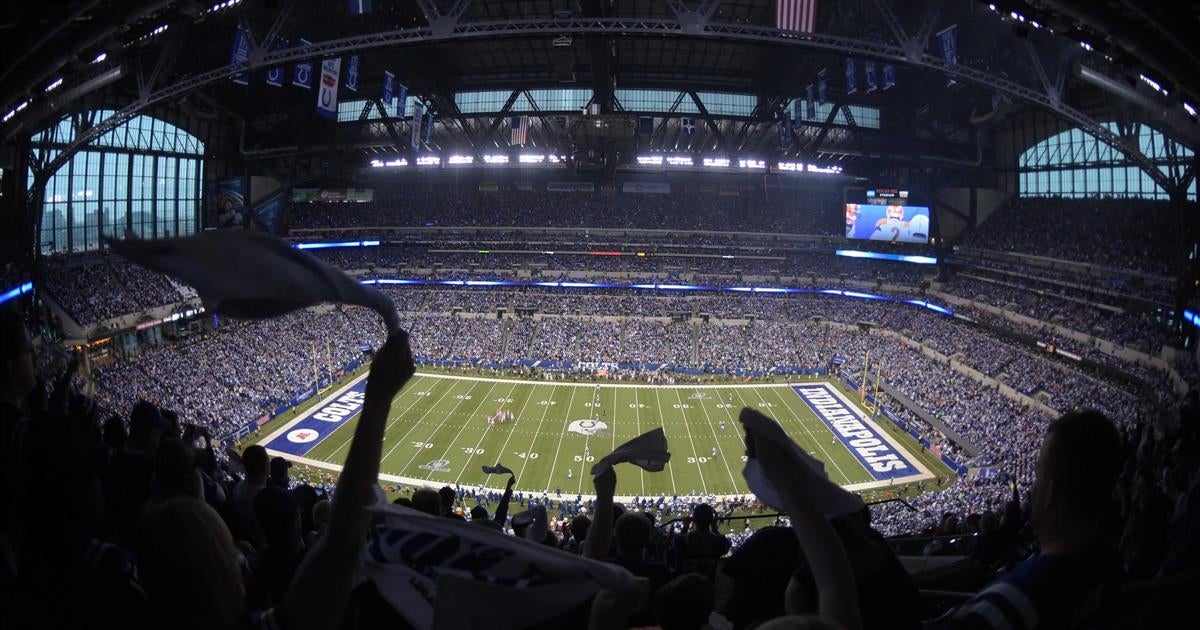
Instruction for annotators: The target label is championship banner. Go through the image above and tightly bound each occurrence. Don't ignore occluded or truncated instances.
[410,102,423,149]
[422,111,433,143]
[266,42,286,87]
[293,39,313,89]
[805,83,815,120]
[361,504,637,630]
[844,57,857,94]
[817,71,828,104]
[230,25,251,85]
[792,99,802,122]
[864,60,878,92]
[345,55,360,92]
[317,57,342,119]
[382,70,394,105]
[778,119,791,149]
[882,63,896,90]
[396,84,408,117]
[937,25,958,86]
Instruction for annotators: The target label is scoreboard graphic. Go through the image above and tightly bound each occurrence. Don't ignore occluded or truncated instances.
[845,203,931,244]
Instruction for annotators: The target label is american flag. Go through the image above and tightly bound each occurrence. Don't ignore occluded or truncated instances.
[510,115,528,145]
[776,0,817,33]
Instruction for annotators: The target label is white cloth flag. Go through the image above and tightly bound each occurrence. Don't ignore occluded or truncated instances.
[481,463,514,476]
[106,231,400,334]
[361,503,637,630]
[590,427,670,476]
[739,408,864,517]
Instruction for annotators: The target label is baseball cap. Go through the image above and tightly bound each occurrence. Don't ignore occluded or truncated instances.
[270,456,293,476]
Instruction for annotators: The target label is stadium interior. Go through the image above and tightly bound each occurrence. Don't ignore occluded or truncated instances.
[1,0,1199,628]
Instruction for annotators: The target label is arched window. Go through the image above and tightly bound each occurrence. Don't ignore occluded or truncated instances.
[1018,122,1195,200]
[29,110,205,254]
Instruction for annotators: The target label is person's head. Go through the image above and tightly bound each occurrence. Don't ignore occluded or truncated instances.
[438,486,456,513]
[470,505,489,521]
[136,496,244,629]
[570,514,592,542]
[614,512,651,557]
[254,486,301,546]
[412,488,441,516]
[269,456,292,488]
[129,400,166,452]
[1031,410,1123,539]
[311,498,332,533]
[654,573,714,630]
[692,503,715,530]
[155,437,199,499]
[241,445,269,482]
[0,306,36,407]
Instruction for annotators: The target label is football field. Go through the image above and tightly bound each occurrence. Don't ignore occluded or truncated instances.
[259,372,935,499]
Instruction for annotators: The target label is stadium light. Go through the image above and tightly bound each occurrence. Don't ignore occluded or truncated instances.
[44,77,63,93]
[836,250,937,265]
[483,154,509,164]
[91,51,107,64]
[0,282,33,306]
[447,155,474,165]
[519,154,544,163]
[666,156,693,166]
[637,155,663,166]
[416,156,440,166]
[702,158,730,168]
[776,161,803,171]
[806,164,842,174]
[737,159,766,169]
[1186,103,1198,117]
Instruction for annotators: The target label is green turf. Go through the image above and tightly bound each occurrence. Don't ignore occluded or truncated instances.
[262,372,943,498]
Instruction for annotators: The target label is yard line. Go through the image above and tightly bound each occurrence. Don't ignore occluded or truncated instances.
[391,380,495,478]
[476,383,539,487]
[655,386,700,495]
[515,384,566,484]
[543,386,581,492]
[324,375,440,460]
[424,381,515,482]
[372,379,471,473]
[575,384,605,495]
[632,387,646,497]
[684,388,740,493]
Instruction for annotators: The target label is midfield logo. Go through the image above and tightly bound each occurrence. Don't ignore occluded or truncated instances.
[567,419,609,436]
[418,459,452,473]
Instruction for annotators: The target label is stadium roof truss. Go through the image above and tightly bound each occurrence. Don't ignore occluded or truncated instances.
[9,0,1200,202]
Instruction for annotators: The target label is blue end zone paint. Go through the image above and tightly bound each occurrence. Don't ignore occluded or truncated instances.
[265,378,369,456]
[792,383,916,481]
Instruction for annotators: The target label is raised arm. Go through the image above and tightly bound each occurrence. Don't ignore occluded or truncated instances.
[277,333,415,630]
[494,474,516,524]
[583,468,616,560]
[747,413,862,630]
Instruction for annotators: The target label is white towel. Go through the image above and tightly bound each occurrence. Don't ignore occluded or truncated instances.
[590,427,671,476]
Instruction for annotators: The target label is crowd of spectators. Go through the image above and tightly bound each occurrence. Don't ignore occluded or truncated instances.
[43,255,191,325]
[4,302,1197,628]
[288,187,843,234]
[961,197,1179,275]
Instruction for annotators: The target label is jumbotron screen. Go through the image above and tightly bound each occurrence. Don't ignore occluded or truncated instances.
[844,203,931,244]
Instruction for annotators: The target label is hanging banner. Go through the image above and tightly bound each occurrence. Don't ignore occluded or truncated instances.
[266,41,286,87]
[411,102,423,149]
[230,25,251,85]
[938,25,958,86]
[844,57,857,95]
[817,71,828,104]
[383,70,394,105]
[778,119,791,149]
[252,192,285,234]
[882,63,896,90]
[293,39,314,88]
[317,57,342,119]
[805,83,816,120]
[422,111,433,143]
[864,60,878,92]
[396,84,408,117]
[346,55,360,92]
